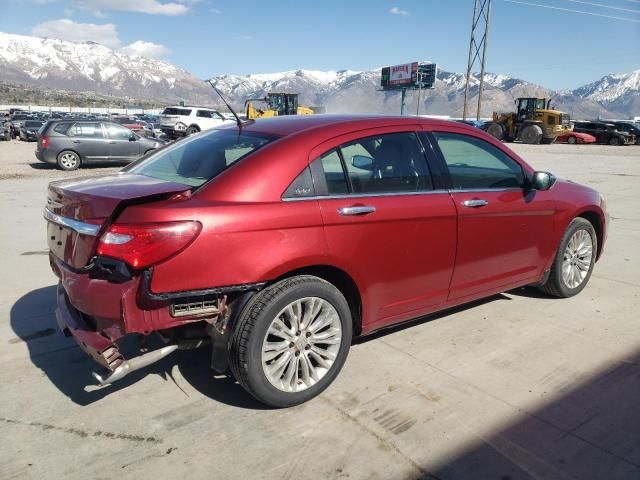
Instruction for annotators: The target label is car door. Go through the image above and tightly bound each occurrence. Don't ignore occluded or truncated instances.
[426,129,556,302]
[104,123,141,161]
[310,129,458,332]
[66,122,109,162]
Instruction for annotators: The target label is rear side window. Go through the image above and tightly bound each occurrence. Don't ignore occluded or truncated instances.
[68,122,103,138]
[433,132,524,189]
[162,108,192,116]
[53,123,72,134]
[319,150,349,194]
[125,129,277,187]
[313,132,433,195]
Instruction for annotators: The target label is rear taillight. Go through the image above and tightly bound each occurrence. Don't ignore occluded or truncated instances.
[96,221,202,269]
[41,136,50,149]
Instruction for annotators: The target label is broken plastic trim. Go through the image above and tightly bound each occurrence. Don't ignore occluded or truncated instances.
[140,269,266,302]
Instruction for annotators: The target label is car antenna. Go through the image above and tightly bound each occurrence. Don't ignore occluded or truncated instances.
[206,80,251,131]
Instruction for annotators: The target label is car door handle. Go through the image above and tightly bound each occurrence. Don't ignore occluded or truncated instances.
[72,140,81,144]
[462,199,489,208]
[338,206,376,216]
[108,141,116,144]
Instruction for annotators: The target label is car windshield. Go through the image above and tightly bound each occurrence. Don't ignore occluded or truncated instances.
[125,129,278,187]
[113,117,131,124]
[25,121,43,128]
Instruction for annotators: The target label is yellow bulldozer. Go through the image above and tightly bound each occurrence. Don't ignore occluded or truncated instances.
[485,97,571,144]
[245,93,315,120]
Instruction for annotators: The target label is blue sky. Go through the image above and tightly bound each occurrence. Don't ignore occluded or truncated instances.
[0,0,638,89]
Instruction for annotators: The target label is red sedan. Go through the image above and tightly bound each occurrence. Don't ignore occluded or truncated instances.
[555,131,596,144]
[45,115,608,407]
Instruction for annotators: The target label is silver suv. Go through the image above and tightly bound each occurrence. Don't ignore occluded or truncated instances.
[35,120,165,171]
[159,106,231,138]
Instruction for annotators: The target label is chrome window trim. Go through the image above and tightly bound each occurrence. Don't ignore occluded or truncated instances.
[281,189,449,202]
[281,187,525,202]
[43,208,101,236]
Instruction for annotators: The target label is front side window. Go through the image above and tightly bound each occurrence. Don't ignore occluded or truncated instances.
[433,132,524,190]
[125,129,277,187]
[105,123,133,140]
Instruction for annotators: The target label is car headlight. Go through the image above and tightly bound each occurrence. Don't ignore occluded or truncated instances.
[174,122,187,131]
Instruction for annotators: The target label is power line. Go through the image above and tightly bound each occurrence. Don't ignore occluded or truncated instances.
[564,0,640,14]
[503,0,640,22]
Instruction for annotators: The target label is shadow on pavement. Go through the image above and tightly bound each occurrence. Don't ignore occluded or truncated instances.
[421,347,640,480]
[10,285,267,410]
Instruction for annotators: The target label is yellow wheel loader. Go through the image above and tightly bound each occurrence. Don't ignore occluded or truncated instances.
[245,93,315,120]
[485,97,571,144]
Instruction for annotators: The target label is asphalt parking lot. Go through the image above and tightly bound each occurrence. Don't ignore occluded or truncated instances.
[0,139,638,480]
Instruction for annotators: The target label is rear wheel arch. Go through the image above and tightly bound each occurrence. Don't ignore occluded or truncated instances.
[273,265,363,336]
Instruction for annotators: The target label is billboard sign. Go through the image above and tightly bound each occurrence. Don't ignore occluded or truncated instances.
[389,62,417,86]
[381,62,436,90]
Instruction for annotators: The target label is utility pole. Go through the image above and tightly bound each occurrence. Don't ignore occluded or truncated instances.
[416,71,423,116]
[400,88,407,115]
[462,0,492,121]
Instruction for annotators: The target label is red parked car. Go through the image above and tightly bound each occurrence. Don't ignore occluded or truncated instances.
[555,131,596,144]
[45,115,608,407]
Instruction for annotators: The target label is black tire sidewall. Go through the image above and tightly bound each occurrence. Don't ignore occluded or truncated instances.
[551,219,597,297]
[240,278,353,407]
[567,136,576,144]
[186,126,199,136]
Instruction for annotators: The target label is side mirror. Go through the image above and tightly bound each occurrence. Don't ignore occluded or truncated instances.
[129,134,136,141]
[530,171,556,191]
[352,155,374,170]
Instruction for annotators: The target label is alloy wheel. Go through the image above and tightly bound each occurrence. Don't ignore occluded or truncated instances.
[60,153,78,169]
[261,296,342,393]
[562,229,593,289]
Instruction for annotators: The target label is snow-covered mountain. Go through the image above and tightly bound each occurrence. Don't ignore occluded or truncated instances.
[0,31,637,118]
[0,32,213,103]
[210,67,632,118]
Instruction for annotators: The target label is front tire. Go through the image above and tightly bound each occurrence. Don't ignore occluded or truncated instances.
[229,275,353,407]
[609,137,620,146]
[567,135,577,144]
[538,218,597,298]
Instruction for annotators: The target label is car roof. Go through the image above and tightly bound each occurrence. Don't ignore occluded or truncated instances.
[236,114,475,137]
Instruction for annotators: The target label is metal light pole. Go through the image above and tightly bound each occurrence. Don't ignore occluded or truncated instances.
[400,89,407,115]
[462,0,492,121]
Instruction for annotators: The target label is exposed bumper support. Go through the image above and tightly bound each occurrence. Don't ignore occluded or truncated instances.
[92,345,179,386]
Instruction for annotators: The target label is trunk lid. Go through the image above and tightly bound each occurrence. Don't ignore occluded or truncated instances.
[46,173,190,269]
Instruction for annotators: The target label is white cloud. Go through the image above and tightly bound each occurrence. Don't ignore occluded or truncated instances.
[32,19,121,48]
[120,40,171,58]
[73,0,189,15]
[210,7,221,14]
[389,6,409,16]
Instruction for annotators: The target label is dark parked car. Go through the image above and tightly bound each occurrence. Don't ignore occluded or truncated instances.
[45,115,608,407]
[0,121,10,141]
[573,121,633,145]
[8,113,33,138]
[19,120,44,141]
[611,122,640,144]
[36,120,164,170]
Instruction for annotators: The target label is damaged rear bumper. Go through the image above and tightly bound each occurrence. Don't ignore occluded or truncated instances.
[55,283,124,370]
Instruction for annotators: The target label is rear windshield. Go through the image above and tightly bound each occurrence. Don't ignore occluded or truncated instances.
[162,108,192,116]
[112,117,131,124]
[25,121,43,128]
[125,129,278,187]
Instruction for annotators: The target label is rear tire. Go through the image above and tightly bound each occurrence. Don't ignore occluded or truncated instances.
[609,137,620,146]
[538,218,597,298]
[185,126,200,136]
[56,150,81,171]
[567,135,577,145]
[520,124,543,144]
[229,275,353,408]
